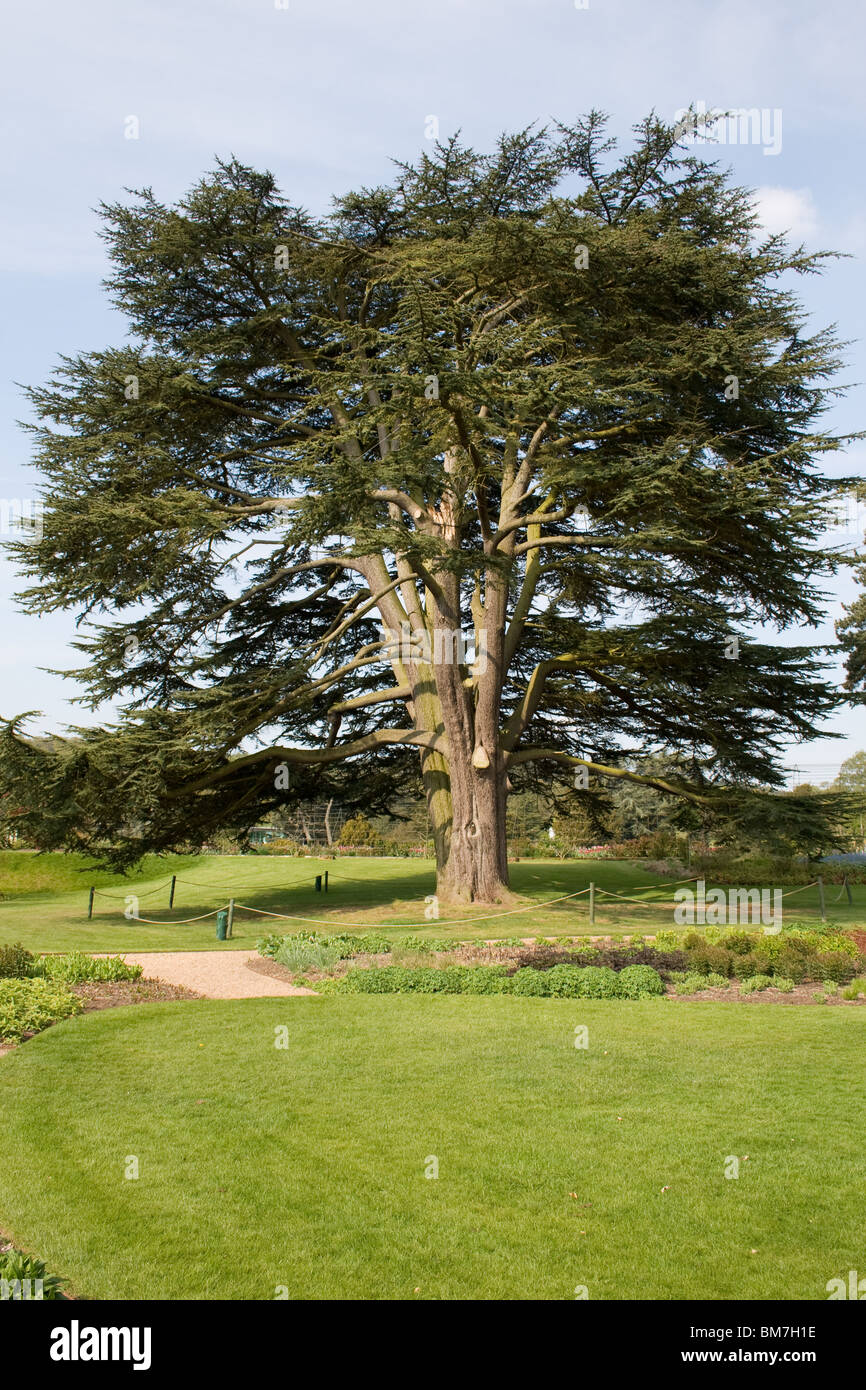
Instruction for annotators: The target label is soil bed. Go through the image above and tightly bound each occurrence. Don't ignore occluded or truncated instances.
[71,978,202,1010]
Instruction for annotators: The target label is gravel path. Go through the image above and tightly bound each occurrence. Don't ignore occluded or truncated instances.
[118,950,316,999]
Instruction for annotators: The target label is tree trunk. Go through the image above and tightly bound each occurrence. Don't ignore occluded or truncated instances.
[424,746,512,907]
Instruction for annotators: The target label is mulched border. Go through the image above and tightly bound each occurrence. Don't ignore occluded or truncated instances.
[70,978,202,1010]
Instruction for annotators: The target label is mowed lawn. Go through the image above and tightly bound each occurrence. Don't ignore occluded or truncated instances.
[1,851,861,952]
[0,996,863,1300]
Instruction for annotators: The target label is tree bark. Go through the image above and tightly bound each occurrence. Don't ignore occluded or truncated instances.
[419,606,513,906]
[430,754,512,906]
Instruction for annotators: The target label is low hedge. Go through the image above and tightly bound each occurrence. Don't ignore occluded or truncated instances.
[675,927,863,986]
[513,944,690,977]
[328,963,665,999]
[333,965,510,995]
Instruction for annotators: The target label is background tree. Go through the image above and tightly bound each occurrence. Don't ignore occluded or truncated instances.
[832,751,866,850]
[339,814,378,847]
[838,482,866,699]
[3,113,854,902]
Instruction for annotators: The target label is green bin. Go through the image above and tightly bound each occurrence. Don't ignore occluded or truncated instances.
[216,909,228,941]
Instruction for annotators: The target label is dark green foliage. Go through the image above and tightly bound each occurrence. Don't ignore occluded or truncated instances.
[335,965,510,995]
[772,951,810,984]
[331,960,663,998]
[719,930,757,955]
[686,945,736,978]
[616,964,666,998]
[813,951,859,985]
[730,950,773,979]
[0,942,34,979]
[516,964,622,998]
[2,115,855,872]
[508,967,549,997]
[513,943,689,976]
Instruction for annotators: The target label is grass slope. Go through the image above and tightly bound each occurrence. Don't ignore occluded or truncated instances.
[0,996,863,1300]
[1,852,861,952]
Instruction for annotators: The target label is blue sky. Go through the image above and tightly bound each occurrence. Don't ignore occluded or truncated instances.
[2,0,864,780]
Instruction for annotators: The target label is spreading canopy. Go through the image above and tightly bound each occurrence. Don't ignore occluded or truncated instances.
[4,112,856,896]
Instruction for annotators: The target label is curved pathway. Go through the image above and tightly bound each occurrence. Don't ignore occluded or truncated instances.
[117,950,316,999]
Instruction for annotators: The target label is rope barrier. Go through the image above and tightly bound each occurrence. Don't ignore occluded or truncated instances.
[87,868,846,929]
[595,889,684,907]
[91,879,175,901]
[607,875,701,892]
[232,886,592,930]
[779,882,819,898]
[130,908,225,925]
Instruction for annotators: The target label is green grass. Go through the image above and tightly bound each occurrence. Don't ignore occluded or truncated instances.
[0,995,863,1299]
[1,851,862,953]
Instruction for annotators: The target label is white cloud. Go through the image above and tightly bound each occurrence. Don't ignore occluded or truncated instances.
[752,186,820,243]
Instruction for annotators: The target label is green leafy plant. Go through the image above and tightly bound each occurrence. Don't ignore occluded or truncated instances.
[0,978,82,1042]
[509,967,550,997]
[33,952,143,983]
[674,973,712,995]
[566,965,621,999]
[258,930,394,962]
[330,961,662,1000]
[653,931,679,950]
[841,978,866,1000]
[0,1247,67,1300]
[336,965,511,995]
[616,965,665,999]
[739,975,775,994]
[275,939,342,974]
